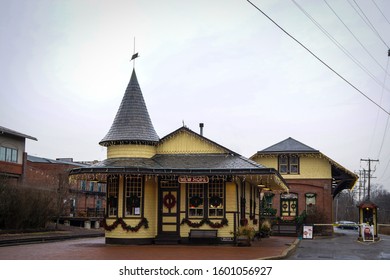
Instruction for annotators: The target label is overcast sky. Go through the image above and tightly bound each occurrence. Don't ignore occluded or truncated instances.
[1,0,389,191]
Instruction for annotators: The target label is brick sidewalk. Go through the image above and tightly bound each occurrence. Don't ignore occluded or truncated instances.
[0,225,298,260]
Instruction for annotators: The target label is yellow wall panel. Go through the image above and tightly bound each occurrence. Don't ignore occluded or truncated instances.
[253,154,332,179]
[107,144,156,159]
[163,216,177,223]
[162,225,177,232]
[157,130,226,154]
[105,177,158,239]
[225,182,237,212]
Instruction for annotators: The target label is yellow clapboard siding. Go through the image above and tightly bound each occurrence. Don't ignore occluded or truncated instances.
[225,182,237,212]
[179,213,235,238]
[253,154,332,179]
[105,177,158,239]
[157,130,226,154]
[107,144,156,159]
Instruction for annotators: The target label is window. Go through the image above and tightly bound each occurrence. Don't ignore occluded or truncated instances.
[0,146,18,163]
[89,182,94,192]
[280,193,298,217]
[279,156,288,174]
[188,184,205,217]
[96,199,102,209]
[305,193,316,211]
[97,183,103,192]
[107,176,119,217]
[125,175,142,217]
[80,180,86,191]
[208,179,224,217]
[261,193,276,216]
[278,154,299,174]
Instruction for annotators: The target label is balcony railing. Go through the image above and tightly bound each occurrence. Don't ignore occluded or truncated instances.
[63,207,105,218]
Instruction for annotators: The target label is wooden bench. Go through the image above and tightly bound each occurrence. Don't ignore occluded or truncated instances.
[189,229,218,244]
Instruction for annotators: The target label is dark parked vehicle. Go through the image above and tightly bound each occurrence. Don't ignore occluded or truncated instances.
[336,221,358,230]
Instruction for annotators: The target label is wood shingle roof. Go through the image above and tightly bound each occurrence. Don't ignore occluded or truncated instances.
[99,69,159,146]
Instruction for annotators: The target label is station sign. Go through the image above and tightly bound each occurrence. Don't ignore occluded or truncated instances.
[178,176,209,184]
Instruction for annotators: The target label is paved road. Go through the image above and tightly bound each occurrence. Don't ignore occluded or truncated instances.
[288,227,390,260]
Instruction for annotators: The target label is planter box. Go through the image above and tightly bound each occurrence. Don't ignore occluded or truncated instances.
[236,236,251,247]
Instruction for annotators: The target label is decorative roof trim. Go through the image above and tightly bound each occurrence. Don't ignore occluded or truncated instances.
[99,140,159,147]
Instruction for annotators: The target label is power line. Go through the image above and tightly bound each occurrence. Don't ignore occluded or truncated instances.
[323,0,390,79]
[245,0,390,116]
[348,0,389,49]
[376,57,390,158]
[291,0,390,93]
[371,0,390,27]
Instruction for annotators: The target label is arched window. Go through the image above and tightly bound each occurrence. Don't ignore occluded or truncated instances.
[305,193,317,212]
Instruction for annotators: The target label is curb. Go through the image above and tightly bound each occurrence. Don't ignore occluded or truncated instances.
[0,233,104,247]
[258,238,300,260]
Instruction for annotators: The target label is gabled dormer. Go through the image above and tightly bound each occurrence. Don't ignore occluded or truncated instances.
[157,126,233,155]
[250,137,358,197]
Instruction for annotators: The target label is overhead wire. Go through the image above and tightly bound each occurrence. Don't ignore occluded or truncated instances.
[323,0,390,79]
[349,0,389,49]
[245,0,390,116]
[291,0,390,93]
[377,56,390,182]
[376,57,390,159]
[371,0,390,27]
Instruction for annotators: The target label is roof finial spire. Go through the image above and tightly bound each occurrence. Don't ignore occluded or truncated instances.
[130,37,139,69]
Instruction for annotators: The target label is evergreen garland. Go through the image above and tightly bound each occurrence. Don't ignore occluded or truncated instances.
[101,217,149,232]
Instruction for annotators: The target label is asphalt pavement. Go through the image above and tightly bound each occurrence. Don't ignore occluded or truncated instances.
[287,227,390,260]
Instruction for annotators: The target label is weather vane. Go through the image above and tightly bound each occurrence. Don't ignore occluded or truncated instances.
[131,37,139,68]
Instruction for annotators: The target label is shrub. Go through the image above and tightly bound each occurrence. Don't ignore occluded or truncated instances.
[0,183,56,230]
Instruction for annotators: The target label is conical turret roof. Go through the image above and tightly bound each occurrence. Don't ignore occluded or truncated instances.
[99,69,159,146]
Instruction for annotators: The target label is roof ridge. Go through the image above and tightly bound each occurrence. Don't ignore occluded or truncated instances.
[260,137,319,153]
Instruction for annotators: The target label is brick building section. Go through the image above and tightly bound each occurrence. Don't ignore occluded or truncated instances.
[272,179,333,222]
[24,156,106,219]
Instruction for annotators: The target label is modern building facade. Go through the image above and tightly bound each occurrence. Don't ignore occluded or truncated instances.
[25,156,106,225]
[0,126,37,186]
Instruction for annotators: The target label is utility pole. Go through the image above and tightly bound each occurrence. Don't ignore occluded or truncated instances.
[360,158,379,201]
[358,170,363,201]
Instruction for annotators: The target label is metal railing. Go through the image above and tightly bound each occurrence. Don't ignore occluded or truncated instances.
[63,207,106,218]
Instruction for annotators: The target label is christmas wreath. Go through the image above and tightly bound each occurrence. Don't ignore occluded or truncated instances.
[291,204,296,209]
[189,196,203,207]
[163,193,176,209]
[209,196,222,208]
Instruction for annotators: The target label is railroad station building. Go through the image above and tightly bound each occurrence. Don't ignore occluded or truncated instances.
[70,69,289,245]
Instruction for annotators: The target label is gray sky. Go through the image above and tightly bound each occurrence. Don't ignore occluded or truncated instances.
[1,0,389,191]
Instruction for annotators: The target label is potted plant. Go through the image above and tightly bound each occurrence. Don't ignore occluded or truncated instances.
[260,219,272,238]
[235,225,256,246]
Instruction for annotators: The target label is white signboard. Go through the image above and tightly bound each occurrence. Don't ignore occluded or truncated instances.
[303,225,313,239]
[362,224,374,242]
